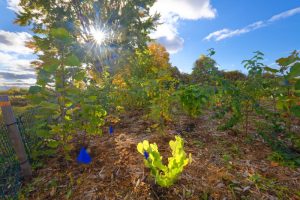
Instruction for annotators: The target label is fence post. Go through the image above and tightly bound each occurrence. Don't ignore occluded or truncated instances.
[0,95,32,179]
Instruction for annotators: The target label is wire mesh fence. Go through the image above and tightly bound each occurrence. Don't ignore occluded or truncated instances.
[0,108,39,199]
[17,109,40,161]
[0,122,20,200]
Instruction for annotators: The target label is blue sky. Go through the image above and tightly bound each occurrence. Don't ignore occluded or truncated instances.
[165,0,300,73]
[0,0,300,89]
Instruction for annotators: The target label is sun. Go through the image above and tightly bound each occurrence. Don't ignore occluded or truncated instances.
[91,28,107,45]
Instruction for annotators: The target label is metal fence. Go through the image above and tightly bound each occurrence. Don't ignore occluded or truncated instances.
[0,122,20,200]
[0,109,38,199]
[17,109,39,160]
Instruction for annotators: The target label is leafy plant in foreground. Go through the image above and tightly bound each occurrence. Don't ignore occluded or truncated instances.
[137,136,192,187]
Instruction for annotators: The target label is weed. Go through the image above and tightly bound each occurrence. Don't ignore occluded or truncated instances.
[248,173,289,199]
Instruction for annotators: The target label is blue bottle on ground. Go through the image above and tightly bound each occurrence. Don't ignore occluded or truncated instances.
[77,147,92,164]
[109,126,114,135]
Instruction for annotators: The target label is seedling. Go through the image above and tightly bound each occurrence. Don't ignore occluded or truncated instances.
[137,136,192,187]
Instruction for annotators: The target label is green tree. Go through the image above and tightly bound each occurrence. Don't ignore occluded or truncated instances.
[112,43,177,128]
[222,70,246,82]
[16,0,158,72]
[275,51,300,131]
[191,54,219,85]
[16,0,158,157]
[170,66,191,85]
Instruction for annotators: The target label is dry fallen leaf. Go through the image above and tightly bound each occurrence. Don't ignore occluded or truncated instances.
[270,161,279,167]
[50,187,56,197]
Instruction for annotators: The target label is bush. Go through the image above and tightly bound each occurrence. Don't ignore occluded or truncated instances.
[137,136,192,187]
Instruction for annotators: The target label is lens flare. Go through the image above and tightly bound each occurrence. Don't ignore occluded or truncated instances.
[80,24,120,66]
[91,28,107,45]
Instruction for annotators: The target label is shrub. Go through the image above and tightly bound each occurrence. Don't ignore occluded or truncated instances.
[137,136,192,187]
[178,85,210,118]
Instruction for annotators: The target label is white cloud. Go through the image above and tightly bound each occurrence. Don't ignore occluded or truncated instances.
[0,30,33,55]
[0,29,35,89]
[205,21,265,41]
[204,29,230,41]
[7,0,23,13]
[269,7,300,22]
[151,0,216,21]
[150,0,216,54]
[205,7,300,41]
[157,36,184,54]
[0,52,36,89]
[0,52,34,74]
[0,51,35,89]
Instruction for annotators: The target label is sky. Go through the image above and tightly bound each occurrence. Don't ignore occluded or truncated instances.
[0,0,300,89]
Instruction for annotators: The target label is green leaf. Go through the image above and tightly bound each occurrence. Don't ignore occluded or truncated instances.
[29,95,44,104]
[291,105,300,118]
[264,66,279,73]
[36,130,50,138]
[74,71,85,81]
[295,79,300,90]
[65,54,80,66]
[37,69,51,86]
[48,140,60,148]
[137,136,190,187]
[44,59,60,73]
[64,115,71,121]
[137,143,144,154]
[64,144,73,152]
[289,63,300,78]
[39,149,56,156]
[143,140,150,150]
[50,28,72,41]
[88,96,97,101]
[66,189,72,199]
[276,56,297,67]
[65,102,73,107]
[40,101,60,111]
[29,86,42,94]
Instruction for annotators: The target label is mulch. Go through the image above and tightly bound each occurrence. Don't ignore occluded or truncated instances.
[20,112,300,200]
